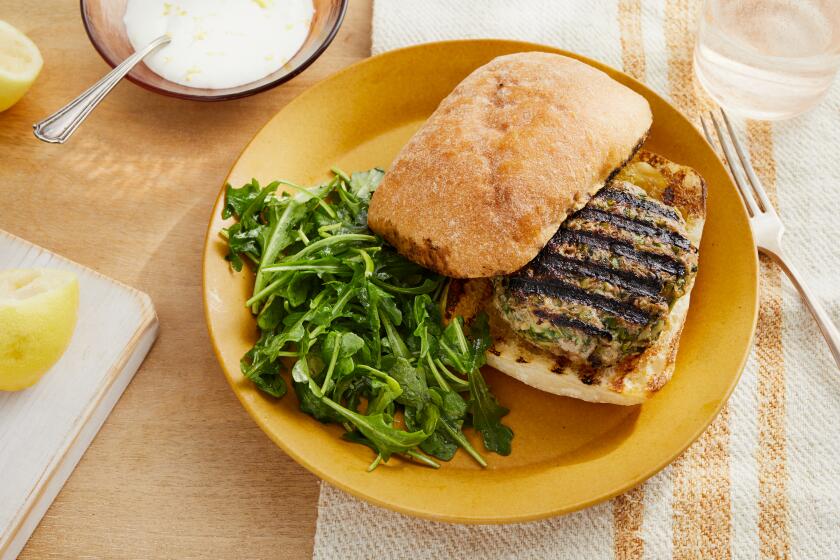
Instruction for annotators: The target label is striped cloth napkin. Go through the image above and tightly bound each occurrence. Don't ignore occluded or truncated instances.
[313,1,840,558]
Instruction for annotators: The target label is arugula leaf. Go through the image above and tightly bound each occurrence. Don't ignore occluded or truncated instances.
[434,388,486,466]
[263,314,307,360]
[465,312,491,370]
[375,286,402,326]
[342,431,441,470]
[468,367,513,456]
[359,283,382,366]
[411,294,440,359]
[240,344,287,398]
[223,181,261,219]
[439,388,468,423]
[405,404,458,461]
[284,272,311,307]
[348,168,385,200]
[338,331,366,358]
[380,305,409,359]
[439,317,471,373]
[359,366,403,416]
[254,199,307,296]
[320,397,426,461]
[240,182,277,230]
[294,380,343,423]
[384,356,429,409]
[333,375,373,414]
[256,296,284,330]
[225,223,263,271]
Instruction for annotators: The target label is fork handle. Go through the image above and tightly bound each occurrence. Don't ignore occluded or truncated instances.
[764,249,840,369]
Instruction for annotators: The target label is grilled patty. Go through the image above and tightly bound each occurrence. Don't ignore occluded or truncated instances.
[493,180,699,367]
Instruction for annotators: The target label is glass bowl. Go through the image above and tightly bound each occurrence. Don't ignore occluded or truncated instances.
[80,0,348,101]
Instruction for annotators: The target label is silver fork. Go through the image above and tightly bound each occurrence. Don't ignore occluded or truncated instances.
[701,108,840,369]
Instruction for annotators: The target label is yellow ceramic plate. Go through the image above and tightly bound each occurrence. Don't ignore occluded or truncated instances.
[203,40,758,523]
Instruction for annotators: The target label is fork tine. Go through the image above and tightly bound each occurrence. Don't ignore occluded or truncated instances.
[720,109,775,214]
[708,110,761,217]
[700,115,716,146]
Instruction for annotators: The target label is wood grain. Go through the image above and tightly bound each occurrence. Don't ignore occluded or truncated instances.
[0,1,371,557]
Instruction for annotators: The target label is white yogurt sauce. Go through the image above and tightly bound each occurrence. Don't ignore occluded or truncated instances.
[123,0,314,89]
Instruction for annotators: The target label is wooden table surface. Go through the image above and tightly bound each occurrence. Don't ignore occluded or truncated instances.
[1,1,371,557]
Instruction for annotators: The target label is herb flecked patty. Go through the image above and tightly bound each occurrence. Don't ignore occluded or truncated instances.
[494,180,699,367]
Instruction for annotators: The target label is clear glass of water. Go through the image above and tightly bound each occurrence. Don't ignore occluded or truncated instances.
[694,0,840,120]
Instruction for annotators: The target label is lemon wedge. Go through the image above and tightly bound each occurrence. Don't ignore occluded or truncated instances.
[0,269,79,391]
[0,20,43,112]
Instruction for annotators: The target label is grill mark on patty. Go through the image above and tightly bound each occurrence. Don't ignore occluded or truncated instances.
[523,255,664,299]
[593,186,681,222]
[551,229,686,277]
[508,277,651,324]
[495,169,697,367]
[532,308,613,340]
[572,207,691,250]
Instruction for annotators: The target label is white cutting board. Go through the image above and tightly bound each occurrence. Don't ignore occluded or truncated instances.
[0,229,158,560]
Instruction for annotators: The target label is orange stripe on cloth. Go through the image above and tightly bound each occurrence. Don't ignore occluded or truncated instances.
[670,412,732,559]
[614,486,645,560]
[664,0,700,117]
[665,0,732,558]
[612,2,647,558]
[618,0,646,81]
[746,120,790,560]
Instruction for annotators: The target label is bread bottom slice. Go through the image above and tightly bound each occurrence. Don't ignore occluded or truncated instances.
[446,151,706,405]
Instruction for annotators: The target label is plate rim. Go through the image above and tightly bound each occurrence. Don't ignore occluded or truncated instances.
[202,38,759,524]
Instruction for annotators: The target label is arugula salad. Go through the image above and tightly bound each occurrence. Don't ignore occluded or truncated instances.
[220,168,513,470]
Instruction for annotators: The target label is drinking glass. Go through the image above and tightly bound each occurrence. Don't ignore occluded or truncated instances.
[694,0,840,120]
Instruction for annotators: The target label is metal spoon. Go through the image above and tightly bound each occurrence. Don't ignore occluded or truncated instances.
[33,35,170,144]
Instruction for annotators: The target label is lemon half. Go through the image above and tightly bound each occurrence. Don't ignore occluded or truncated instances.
[0,269,79,391]
[0,20,43,112]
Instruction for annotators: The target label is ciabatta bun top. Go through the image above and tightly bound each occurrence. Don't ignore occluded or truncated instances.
[367,52,652,278]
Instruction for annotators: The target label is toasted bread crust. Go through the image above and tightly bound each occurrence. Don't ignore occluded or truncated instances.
[446,151,706,405]
[368,52,652,278]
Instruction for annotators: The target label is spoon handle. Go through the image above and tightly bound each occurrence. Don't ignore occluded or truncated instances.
[33,35,170,144]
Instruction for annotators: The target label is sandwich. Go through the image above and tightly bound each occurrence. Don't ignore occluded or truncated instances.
[367,52,706,405]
